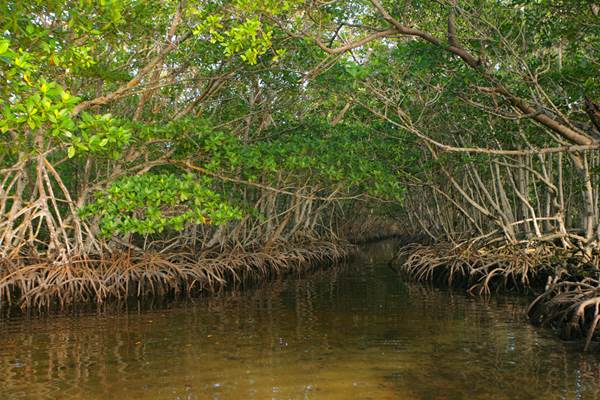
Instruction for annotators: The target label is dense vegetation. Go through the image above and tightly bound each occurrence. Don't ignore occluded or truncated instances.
[0,0,405,307]
[2,0,600,347]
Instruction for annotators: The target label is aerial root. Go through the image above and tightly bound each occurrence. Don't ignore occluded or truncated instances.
[527,279,600,349]
[395,239,600,349]
[392,240,564,294]
[0,240,354,310]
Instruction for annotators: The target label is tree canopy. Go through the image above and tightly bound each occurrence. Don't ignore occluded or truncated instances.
[1,0,599,259]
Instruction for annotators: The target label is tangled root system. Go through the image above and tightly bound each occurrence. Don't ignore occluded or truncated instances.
[394,239,600,349]
[394,241,559,294]
[0,240,353,310]
[528,278,600,351]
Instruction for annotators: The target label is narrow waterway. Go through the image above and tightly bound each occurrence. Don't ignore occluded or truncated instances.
[1,240,600,399]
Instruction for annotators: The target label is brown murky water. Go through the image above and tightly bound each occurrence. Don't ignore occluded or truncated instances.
[1,240,600,399]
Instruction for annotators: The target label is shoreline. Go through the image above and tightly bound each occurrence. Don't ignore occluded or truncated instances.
[392,240,600,351]
[0,240,355,311]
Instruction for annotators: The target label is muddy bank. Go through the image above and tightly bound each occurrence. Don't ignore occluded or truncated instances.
[392,240,600,351]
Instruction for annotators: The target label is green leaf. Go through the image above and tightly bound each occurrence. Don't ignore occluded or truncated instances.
[0,40,9,55]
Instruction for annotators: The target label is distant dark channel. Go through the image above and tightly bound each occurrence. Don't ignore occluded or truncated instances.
[1,240,599,400]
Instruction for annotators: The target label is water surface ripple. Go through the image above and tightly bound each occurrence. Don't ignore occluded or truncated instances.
[1,240,599,399]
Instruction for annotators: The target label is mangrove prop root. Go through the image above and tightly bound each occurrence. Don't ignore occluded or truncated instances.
[529,280,600,349]
[394,239,600,350]
[393,241,559,294]
[0,240,354,310]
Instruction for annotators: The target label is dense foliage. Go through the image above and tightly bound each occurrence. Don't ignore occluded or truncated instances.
[4,0,600,342]
[0,0,405,259]
[1,0,599,258]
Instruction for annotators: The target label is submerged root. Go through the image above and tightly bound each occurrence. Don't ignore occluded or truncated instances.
[0,240,353,310]
[394,241,560,295]
[528,278,600,350]
[395,239,600,350]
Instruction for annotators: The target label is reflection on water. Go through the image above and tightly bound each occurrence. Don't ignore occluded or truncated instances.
[1,240,600,399]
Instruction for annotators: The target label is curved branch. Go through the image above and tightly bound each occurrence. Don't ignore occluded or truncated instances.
[315,28,397,55]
